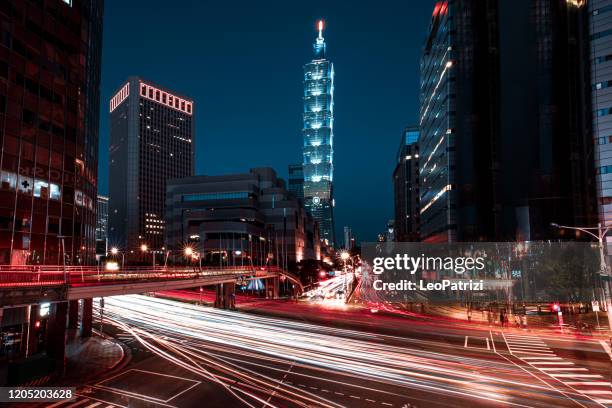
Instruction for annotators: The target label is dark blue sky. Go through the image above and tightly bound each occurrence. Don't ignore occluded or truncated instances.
[98,0,433,242]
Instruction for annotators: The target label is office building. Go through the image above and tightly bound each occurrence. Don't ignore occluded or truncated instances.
[591,0,612,238]
[302,20,336,246]
[419,0,595,242]
[108,77,194,256]
[343,226,353,250]
[0,0,103,265]
[165,168,320,269]
[288,164,304,201]
[95,195,108,256]
[393,126,420,242]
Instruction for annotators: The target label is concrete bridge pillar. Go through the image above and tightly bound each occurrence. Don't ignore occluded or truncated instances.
[265,277,279,299]
[45,302,67,365]
[23,305,40,358]
[67,300,79,339]
[214,283,236,309]
[81,298,93,338]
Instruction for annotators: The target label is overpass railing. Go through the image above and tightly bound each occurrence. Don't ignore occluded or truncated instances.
[0,265,299,289]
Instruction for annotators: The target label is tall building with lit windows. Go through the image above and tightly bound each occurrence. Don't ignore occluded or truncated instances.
[419,0,594,243]
[0,0,103,265]
[591,0,612,239]
[393,127,420,242]
[302,20,335,246]
[108,77,194,257]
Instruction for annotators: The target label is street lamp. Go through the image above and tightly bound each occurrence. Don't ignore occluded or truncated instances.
[109,247,125,269]
[141,244,155,267]
[551,222,612,330]
[340,251,351,297]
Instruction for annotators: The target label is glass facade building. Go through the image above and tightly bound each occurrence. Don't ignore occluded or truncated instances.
[95,194,107,256]
[108,77,194,257]
[393,126,420,242]
[302,20,335,246]
[287,163,304,201]
[419,0,595,243]
[592,0,612,237]
[0,0,103,265]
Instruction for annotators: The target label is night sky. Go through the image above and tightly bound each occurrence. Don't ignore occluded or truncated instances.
[98,0,433,243]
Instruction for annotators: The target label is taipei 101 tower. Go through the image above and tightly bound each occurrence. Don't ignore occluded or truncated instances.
[302,20,336,246]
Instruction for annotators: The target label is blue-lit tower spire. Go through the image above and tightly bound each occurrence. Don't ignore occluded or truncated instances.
[302,19,335,246]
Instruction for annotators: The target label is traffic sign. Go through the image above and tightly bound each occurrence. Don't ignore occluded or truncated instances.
[592,300,600,312]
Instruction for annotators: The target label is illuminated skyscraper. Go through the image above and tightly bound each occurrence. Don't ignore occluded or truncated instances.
[109,77,194,256]
[302,20,335,246]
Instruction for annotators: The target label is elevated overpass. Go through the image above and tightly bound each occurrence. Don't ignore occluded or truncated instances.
[0,264,303,365]
[0,265,303,308]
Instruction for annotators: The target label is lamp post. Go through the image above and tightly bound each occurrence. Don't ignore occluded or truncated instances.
[340,251,350,298]
[110,247,125,269]
[141,244,154,267]
[551,222,612,331]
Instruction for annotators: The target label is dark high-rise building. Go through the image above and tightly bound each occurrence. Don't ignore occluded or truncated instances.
[165,168,321,268]
[288,163,304,201]
[419,0,595,243]
[109,77,194,256]
[393,126,420,242]
[0,0,103,265]
[302,20,336,246]
[95,195,108,256]
[591,0,612,237]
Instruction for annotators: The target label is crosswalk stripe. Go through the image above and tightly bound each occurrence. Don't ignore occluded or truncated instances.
[66,400,89,408]
[513,351,556,355]
[511,349,554,354]
[509,343,548,348]
[530,362,574,365]
[521,356,563,360]
[505,338,545,343]
[510,346,553,351]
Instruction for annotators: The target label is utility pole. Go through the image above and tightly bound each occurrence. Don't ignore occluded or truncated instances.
[551,222,612,331]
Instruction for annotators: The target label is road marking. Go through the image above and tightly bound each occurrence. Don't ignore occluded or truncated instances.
[381,403,393,406]
[66,401,89,408]
[85,403,102,408]
[365,398,376,403]
[350,395,361,399]
[464,336,468,348]
[531,362,575,365]
[335,392,344,396]
[521,356,563,360]
[600,340,612,362]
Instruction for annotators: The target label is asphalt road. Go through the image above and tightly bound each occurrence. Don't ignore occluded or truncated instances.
[41,294,612,408]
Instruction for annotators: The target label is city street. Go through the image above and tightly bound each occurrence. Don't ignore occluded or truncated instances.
[42,295,612,408]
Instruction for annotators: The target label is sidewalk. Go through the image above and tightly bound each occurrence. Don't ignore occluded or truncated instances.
[58,335,126,385]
